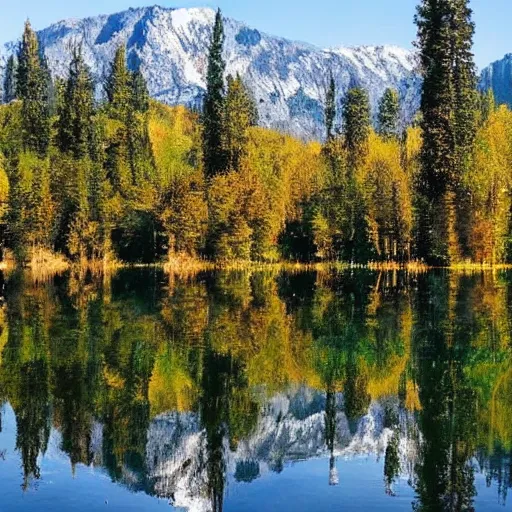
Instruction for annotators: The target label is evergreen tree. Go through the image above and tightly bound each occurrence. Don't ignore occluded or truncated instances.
[342,87,374,263]
[325,73,336,140]
[223,74,257,173]
[3,55,17,104]
[57,46,95,159]
[105,46,131,120]
[127,68,154,187]
[16,21,51,156]
[377,88,400,139]
[130,69,150,113]
[203,9,227,179]
[342,87,371,170]
[415,0,477,264]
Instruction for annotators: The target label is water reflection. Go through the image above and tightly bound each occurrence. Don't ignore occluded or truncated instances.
[0,269,511,510]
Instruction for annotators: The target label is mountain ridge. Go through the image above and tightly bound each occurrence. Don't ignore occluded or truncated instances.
[0,5,422,139]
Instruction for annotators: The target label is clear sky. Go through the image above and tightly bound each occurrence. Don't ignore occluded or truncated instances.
[1,0,510,69]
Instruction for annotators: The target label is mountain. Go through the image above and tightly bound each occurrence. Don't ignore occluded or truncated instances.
[480,54,512,107]
[0,6,421,140]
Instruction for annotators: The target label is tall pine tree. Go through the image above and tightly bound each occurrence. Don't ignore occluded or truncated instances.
[415,0,477,265]
[130,69,150,113]
[105,46,131,121]
[377,88,400,139]
[57,46,95,159]
[16,21,50,157]
[342,87,374,263]
[452,0,478,259]
[343,87,371,171]
[203,9,227,179]
[223,74,257,173]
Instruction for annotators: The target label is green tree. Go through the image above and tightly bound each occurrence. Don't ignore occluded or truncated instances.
[377,88,400,139]
[57,46,95,159]
[343,87,371,170]
[203,9,227,179]
[223,74,257,173]
[105,46,131,120]
[3,55,17,104]
[415,0,477,265]
[16,21,51,156]
[130,69,150,113]
[342,87,374,262]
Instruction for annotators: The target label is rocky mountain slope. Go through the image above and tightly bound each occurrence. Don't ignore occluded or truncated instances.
[480,54,512,107]
[0,5,421,140]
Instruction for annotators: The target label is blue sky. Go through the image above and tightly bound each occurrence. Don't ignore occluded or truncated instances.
[1,0,510,68]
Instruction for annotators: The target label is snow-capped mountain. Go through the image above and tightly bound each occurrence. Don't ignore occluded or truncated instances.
[0,6,421,140]
[480,54,512,108]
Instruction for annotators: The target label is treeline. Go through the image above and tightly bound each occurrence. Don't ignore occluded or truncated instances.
[1,1,512,267]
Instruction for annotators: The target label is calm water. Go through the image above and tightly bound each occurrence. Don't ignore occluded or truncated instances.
[0,268,511,511]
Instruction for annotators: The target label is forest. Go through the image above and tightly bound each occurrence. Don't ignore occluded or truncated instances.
[0,1,511,269]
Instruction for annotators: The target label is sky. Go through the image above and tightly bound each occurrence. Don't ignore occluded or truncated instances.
[1,0,511,69]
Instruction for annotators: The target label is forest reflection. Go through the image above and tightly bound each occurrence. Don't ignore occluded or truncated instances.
[0,268,511,510]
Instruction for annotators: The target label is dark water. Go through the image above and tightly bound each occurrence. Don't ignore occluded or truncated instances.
[0,268,511,511]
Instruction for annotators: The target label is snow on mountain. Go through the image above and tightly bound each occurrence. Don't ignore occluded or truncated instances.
[480,54,512,108]
[0,5,421,140]
[143,387,419,511]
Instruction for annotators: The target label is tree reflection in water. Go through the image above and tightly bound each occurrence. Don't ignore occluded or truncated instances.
[0,268,511,510]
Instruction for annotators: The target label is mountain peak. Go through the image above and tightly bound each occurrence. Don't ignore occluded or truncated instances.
[0,5,420,139]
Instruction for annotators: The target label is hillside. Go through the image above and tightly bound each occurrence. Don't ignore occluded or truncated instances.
[0,6,420,139]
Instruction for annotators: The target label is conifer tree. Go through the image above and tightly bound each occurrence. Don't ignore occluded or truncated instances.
[343,87,371,171]
[16,21,50,156]
[105,46,131,120]
[342,87,374,263]
[452,0,478,259]
[127,67,154,187]
[223,74,257,172]
[130,69,150,113]
[203,9,227,179]
[3,55,17,104]
[378,88,400,139]
[57,46,95,159]
[325,74,336,140]
[415,0,477,264]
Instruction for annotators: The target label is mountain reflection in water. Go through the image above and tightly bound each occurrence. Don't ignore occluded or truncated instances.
[0,268,511,511]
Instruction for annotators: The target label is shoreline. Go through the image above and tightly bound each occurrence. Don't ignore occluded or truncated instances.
[3,256,512,277]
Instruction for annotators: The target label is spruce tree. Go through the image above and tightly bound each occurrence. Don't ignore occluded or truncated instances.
[343,87,371,171]
[130,69,150,113]
[223,74,257,173]
[105,45,131,120]
[342,87,374,263]
[415,0,477,265]
[452,0,478,259]
[3,55,17,103]
[203,9,227,179]
[57,46,95,159]
[325,74,336,140]
[16,21,51,157]
[377,88,400,139]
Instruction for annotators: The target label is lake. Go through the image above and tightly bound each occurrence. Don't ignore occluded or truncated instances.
[0,268,511,511]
